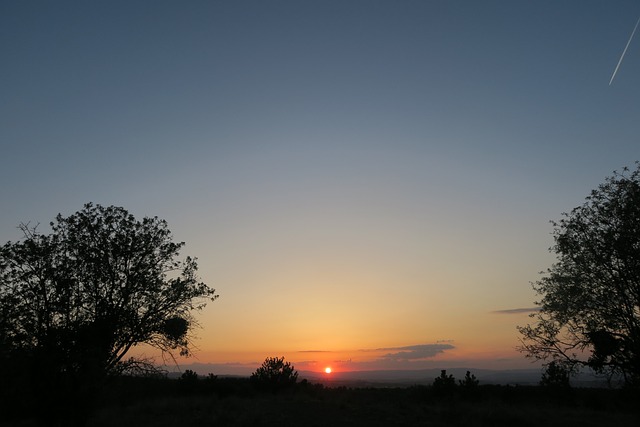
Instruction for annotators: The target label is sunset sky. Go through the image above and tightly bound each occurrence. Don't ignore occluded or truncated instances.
[2,0,640,375]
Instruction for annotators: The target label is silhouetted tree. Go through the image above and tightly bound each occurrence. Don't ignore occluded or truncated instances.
[456,370,480,400]
[0,203,217,425]
[518,163,640,387]
[181,369,200,382]
[459,370,479,388]
[540,361,570,389]
[250,356,298,391]
[432,369,456,394]
[178,369,201,394]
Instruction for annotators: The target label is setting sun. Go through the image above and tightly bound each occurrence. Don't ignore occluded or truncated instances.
[325,367,332,374]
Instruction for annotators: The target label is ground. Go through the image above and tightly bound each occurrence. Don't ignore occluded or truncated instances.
[3,377,638,427]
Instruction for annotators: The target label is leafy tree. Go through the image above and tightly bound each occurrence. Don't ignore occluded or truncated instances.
[250,356,298,391]
[518,163,640,387]
[0,203,217,423]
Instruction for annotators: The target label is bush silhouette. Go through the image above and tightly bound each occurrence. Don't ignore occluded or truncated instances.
[459,371,479,388]
[432,370,456,396]
[181,369,199,382]
[251,356,298,392]
[433,370,455,387]
[540,361,571,389]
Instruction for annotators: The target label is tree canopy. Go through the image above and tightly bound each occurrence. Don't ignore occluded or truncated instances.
[518,163,640,387]
[0,203,217,422]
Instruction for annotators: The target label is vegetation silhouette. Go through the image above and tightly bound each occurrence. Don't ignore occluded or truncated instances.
[518,162,640,387]
[180,369,200,382]
[539,360,575,404]
[250,356,299,392]
[432,369,457,397]
[2,165,639,426]
[540,361,571,389]
[428,370,480,400]
[0,203,217,426]
[81,374,640,427]
[459,370,480,389]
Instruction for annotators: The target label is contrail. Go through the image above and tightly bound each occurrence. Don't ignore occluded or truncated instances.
[609,14,640,85]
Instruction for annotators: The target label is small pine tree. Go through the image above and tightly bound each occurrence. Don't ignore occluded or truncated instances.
[459,371,479,388]
[180,369,199,382]
[433,369,456,392]
[540,361,571,389]
[251,356,298,391]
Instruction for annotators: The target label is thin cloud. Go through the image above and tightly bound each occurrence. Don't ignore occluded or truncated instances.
[492,307,540,315]
[298,350,333,353]
[375,343,455,361]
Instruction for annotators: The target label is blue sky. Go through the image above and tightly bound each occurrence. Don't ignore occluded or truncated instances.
[1,0,639,373]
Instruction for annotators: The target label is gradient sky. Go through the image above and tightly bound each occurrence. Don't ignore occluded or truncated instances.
[2,0,640,375]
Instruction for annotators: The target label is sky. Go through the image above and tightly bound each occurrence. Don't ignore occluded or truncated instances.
[1,0,640,376]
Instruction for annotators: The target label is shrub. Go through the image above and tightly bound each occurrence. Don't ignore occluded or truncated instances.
[251,356,298,392]
[433,370,456,390]
[459,371,479,388]
[540,361,570,389]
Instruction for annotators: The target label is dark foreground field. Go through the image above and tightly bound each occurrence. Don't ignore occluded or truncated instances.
[4,377,639,427]
[93,377,639,427]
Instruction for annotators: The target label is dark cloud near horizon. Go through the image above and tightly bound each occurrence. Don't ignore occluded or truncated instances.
[492,307,540,315]
[376,344,455,361]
